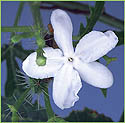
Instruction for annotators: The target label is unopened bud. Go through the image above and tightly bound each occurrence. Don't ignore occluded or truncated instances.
[36,56,46,66]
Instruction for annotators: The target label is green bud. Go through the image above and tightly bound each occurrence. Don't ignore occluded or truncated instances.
[36,56,46,66]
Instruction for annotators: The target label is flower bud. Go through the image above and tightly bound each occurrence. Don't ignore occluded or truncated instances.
[36,56,46,66]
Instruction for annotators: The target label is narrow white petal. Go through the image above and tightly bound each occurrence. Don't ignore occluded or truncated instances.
[51,9,74,57]
[75,30,118,63]
[73,58,113,88]
[53,63,82,109]
[22,47,64,79]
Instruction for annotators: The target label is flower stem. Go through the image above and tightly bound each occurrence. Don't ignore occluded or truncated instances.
[11,1,25,39]
[10,87,31,122]
[43,85,55,120]
[29,2,47,66]
[2,26,37,32]
[14,88,31,110]
[13,2,25,26]
[29,2,44,30]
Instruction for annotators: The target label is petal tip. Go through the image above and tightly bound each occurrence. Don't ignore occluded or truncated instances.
[98,70,114,89]
[51,9,66,16]
[22,52,38,79]
[105,30,119,45]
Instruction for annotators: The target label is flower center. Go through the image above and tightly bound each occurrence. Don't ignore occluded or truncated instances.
[68,57,73,62]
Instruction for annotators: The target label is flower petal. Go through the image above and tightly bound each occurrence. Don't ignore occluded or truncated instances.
[51,9,74,57]
[75,31,118,63]
[22,47,64,79]
[53,63,82,109]
[43,47,63,58]
[73,58,113,88]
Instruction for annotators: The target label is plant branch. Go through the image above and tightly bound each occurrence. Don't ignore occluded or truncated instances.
[11,2,25,38]
[41,1,123,30]
[2,26,34,32]
[14,88,31,110]
[13,2,25,26]
[43,85,55,120]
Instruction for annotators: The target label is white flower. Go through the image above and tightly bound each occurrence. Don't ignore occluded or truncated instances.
[22,9,118,110]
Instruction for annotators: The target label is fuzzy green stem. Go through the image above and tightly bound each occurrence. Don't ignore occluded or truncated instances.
[29,2,44,29]
[29,2,46,66]
[14,87,31,110]
[10,87,31,122]
[43,86,55,120]
[2,26,36,32]
[11,32,34,43]
[11,2,25,39]
[13,2,25,26]
[12,111,19,122]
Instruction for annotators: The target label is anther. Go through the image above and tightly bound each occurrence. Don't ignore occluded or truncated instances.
[68,57,73,62]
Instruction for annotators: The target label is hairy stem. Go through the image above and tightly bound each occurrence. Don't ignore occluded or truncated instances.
[43,86,55,120]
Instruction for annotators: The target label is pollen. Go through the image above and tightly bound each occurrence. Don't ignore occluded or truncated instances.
[68,57,73,62]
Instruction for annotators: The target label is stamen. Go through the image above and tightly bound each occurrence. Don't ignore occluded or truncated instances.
[68,57,73,62]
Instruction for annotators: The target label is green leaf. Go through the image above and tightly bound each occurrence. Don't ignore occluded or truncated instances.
[103,55,117,66]
[78,23,85,36]
[11,111,19,122]
[80,1,105,39]
[115,31,124,46]
[43,83,55,120]
[89,6,94,17]
[101,89,107,98]
[119,111,124,122]
[13,43,34,60]
[7,104,19,122]
[5,47,18,97]
[26,101,48,121]
[65,107,113,122]
[2,90,48,122]
[86,16,89,23]
[4,1,26,97]
[1,44,9,61]
[14,87,31,110]
[6,88,30,122]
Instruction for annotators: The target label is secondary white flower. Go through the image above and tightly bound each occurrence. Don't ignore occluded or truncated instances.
[22,9,118,110]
